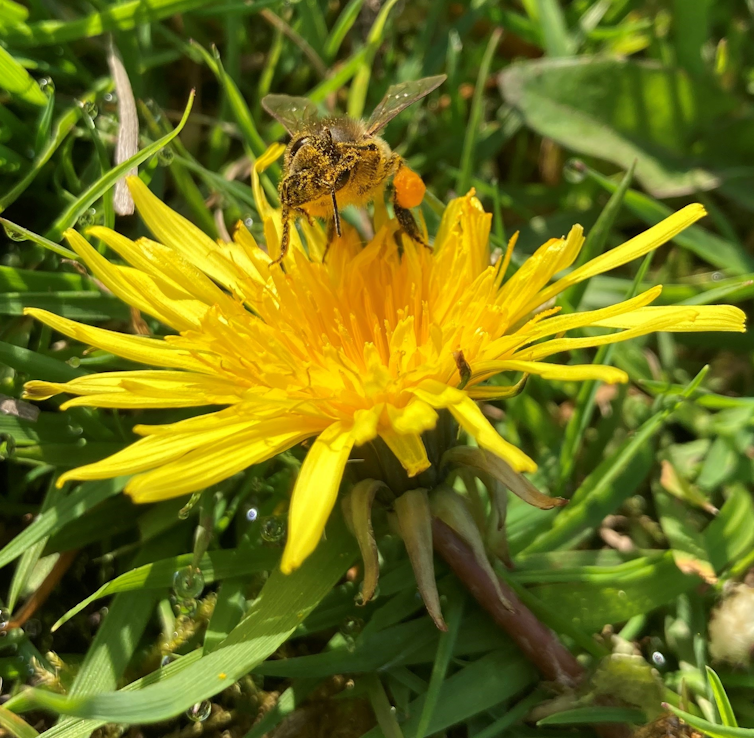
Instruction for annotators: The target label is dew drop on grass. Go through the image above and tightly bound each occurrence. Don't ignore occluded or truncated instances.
[173,566,205,599]
[3,224,27,242]
[261,516,286,544]
[340,616,364,638]
[562,158,587,184]
[244,216,254,229]
[187,700,211,722]
[246,506,259,522]
[39,77,55,96]
[0,608,10,630]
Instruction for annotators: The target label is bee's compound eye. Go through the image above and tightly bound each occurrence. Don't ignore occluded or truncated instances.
[334,168,351,190]
[290,136,310,157]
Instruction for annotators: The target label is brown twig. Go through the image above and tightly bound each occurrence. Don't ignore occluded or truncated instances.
[431,518,631,738]
[2,549,78,631]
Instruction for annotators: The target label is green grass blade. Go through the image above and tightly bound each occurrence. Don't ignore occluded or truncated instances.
[44,90,195,242]
[1,0,216,46]
[707,667,738,727]
[0,219,78,259]
[665,706,752,738]
[456,28,502,195]
[0,44,46,105]
[564,161,636,309]
[26,515,357,722]
[0,478,126,570]
[533,0,574,56]
[414,589,464,738]
[365,673,405,738]
[537,707,646,725]
[0,706,38,738]
[346,0,400,119]
[0,340,85,382]
[324,0,365,60]
[0,79,110,213]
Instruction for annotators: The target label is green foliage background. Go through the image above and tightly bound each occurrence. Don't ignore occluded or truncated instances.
[1,0,754,736]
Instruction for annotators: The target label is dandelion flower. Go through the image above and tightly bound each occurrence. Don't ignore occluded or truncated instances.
[24,143,745,575]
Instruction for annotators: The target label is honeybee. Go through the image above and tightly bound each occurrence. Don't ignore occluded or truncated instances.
[262,75,446,263]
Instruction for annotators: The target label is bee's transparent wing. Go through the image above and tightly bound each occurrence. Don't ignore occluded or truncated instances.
[261,94,319,134]
[365,75,446,135]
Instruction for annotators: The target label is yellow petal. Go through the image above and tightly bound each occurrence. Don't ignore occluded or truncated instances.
[386,400,438,435]
[25,371,245,409]
[126,176,258,297]
[471,359,628,384]
[519,203,706,316]
[412,380,536,472]
[379,429,431,476]
[57,415,249,487]
[23,308,211,373]
[126,418,324,503]
[281,422,355,574]
[592,305,746,333]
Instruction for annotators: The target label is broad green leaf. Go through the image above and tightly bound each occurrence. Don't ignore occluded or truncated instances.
[537,707,646,725]
[27,514,357,722]
[499,58,750,198]
[0,45,46,105]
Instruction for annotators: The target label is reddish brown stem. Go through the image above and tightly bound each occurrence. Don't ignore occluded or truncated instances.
[431,518,631,738]
[2,549,78,631]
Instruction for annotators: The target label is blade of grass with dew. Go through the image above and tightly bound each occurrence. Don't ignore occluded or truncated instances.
[1,0,217,46]
[0,292,130,322]
[456,28,502,195]
[0,478,127,569]
[0,340,85,382]
[0,219,78,259]
[44,90,195,242]
[415,588,465,738]
[53,548,280,631]
[0,78,111,213]
[26,514,357,723]
[346,0,400,119]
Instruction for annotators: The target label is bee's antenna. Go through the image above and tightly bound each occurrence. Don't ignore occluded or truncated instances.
[331,191,342,238]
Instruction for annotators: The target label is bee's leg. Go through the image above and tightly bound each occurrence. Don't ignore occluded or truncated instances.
[393,189,430,250]
[323,218,335,263]
[271,205,291,266]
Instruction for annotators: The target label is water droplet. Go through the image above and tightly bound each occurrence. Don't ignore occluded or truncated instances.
[403,92,409,98]
[246,506,259,522]
[77,208,96,227]
[562,158,587,184]
[261,516,286,544]
[3,223,27,242]
[82,100,98,118]
[173,566,205,599]
[26,147,35,159]
[244,216,254,229]
[157,147,174,166]
[0,608,10,629]
[186,700,211,722]
[178,491,202,519]
[104,92,116,103]
[160,654,174,667]
[39,77,55,96]
[651,651,666,667]
[354,582,379,606]
[340,616,364,638]
[67,356,81,368]
[617,590,627,599]
[712,271,723,282]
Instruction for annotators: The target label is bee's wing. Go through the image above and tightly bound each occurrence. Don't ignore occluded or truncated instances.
[261,94,319,134]
[365,75,446,136]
